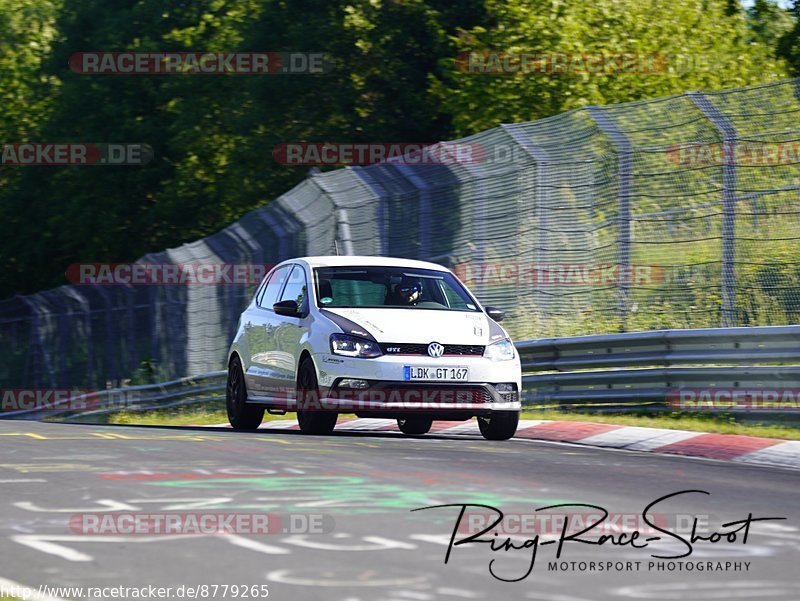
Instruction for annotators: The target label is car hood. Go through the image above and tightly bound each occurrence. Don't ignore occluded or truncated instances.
[324,308,507,344]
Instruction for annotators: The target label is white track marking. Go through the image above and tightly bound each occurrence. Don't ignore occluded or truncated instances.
[11,535,95,562]
[392,591,433,600]
[260,420,299,429]
[622,429,701,451]
[337,418,395,430]
[125,498,232,510]
[282,534,416,551]
[14,499,138,513]
[409,533,455,546]
[223,534,291,555]
[578,426,695,449]
[436,588,483,598]
[266,569,428,587]
[733,440,800,468]
[11,534,201,562]
[434,422,480,435]
[524,594,595,601]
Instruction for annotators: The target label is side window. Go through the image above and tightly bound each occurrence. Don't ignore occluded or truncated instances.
[254,273,271,306]
[279,265,307,310]
[258,265,292,309]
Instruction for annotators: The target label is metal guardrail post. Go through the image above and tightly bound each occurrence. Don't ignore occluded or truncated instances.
[586,107,633,329]
[688,91,738,327]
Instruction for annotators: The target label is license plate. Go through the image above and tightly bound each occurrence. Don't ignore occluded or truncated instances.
[403,366,469,381]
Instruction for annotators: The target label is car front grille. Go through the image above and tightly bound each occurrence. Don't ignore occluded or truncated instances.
[381,343,485,356]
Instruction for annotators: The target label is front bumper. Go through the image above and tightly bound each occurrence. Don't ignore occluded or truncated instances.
[311,352,522,413]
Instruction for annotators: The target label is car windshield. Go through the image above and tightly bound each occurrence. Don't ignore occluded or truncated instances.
[314,266,481,312]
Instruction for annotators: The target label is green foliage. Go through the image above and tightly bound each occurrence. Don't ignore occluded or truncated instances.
[0,0,798,311]
[435,0,790,136]
[748,0,795,47]
[778,0,800,74]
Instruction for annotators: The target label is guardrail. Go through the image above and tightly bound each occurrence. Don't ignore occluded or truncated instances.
[1,371,226,420]
[518,325,800,412]
[4,325,800,421]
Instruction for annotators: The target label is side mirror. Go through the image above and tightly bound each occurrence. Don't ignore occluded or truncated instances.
[485,306,504,322]
[273,299,300,317]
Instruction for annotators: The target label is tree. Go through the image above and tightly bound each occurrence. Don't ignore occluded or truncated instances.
[434,0,790,135]
[748,0,794,47]
[778,1,800,74]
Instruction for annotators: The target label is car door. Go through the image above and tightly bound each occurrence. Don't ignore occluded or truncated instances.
[244,265,292,395]
[265,264,310,399]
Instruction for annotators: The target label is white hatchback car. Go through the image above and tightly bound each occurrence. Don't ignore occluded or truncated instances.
[226,256,522,440]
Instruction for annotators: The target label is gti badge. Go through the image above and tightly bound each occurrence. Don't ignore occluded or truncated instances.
[427,342,444,358]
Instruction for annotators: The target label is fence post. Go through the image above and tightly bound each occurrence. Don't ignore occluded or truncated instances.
[688,91,737,327]
[500,123,550,317]
[394,164,431,259]
[351,167,389,256]
[586,107,633,329]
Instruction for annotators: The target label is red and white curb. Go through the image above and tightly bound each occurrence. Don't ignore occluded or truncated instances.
[209,418,800,470]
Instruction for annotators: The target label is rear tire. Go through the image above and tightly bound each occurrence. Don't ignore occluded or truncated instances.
[227,356,264,431]
[478,411,519,441]
[296,358,337,435]
[397,416,433,435]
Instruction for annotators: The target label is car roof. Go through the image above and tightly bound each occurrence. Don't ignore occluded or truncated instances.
[287,256,451,272]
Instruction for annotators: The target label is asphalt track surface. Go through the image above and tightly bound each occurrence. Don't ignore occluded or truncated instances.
[0,420,798,601]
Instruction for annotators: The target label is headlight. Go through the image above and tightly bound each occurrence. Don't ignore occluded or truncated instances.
[330,333,382,358]
[484,338,515,361]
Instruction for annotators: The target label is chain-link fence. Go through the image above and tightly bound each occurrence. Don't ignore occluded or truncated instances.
[3,78,800,389]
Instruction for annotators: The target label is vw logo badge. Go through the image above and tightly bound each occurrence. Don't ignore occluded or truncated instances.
[427,342,445,358]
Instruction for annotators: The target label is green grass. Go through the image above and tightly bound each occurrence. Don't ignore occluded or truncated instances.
[520,408,800,440]
[58,401,800,440]
[105,406,230,426]
[75,402,289,427]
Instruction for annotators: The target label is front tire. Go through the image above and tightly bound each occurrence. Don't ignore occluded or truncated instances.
[296,358,337,435]
[478,411,519,441]
[397,416,433,435]
[227,356,264,431]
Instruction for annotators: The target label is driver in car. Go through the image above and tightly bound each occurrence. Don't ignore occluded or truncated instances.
[395,277,422,306]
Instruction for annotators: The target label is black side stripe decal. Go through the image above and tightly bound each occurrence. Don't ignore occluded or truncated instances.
[319,309,378,342]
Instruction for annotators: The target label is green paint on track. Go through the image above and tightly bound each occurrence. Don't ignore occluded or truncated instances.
[150,476,572,514]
